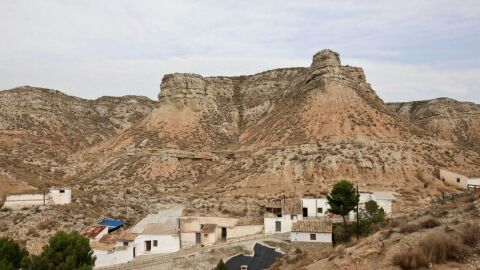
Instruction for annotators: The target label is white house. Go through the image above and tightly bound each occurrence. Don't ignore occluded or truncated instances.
[180,216,263,248]
[301,198,330,219]
[264,199,303,234]
[440,169,480,190]
[92,206,183,268]
[290,220,332,244]
[2,187,71,210]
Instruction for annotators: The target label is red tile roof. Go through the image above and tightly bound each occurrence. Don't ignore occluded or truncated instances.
[292,220,332,233]
[82,225,108,239]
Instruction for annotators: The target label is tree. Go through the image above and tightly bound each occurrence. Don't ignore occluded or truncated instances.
[21,231,95,270]
[0,237,28,270]
[213,259,228,270]
[356,200,387,236]
[327,180,359,227]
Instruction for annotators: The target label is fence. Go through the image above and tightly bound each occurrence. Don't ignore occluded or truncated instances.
[96,233,289,270]
[430,190,474,206]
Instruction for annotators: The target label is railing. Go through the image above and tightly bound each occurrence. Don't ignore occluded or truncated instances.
[431,190,474,206]
[95,233,289,270]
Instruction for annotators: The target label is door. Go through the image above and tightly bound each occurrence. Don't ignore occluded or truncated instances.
[195,232,201,244]
[145,240,151,251]
[303,207,308,217]
[275,221,281,232]
[221,227,227,240]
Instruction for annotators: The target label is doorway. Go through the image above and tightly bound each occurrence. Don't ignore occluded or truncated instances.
[221,227,227,240]
[195,232,201,244]
[133,247,136,258]
[145,240,151,252]
[303,207,308,217]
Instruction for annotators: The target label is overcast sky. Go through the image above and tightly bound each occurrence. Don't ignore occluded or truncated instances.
[1,1,479,103]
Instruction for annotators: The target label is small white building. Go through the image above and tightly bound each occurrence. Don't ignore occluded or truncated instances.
[301,198,330,219]
[440,169,480,190]
[290,220,332,244]
[2,187,71,210]
[264,199,303,234]
[180,216,263,248]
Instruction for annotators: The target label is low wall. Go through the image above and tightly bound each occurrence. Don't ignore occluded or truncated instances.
[2,194,46,210]
[228,225,264,239]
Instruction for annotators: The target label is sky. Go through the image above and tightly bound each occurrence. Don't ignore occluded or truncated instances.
[0,1,479,103]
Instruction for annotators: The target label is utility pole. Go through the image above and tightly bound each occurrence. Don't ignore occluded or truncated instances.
[356,185,359,240]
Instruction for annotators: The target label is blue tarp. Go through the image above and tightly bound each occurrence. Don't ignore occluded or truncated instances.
[98,219,124,232]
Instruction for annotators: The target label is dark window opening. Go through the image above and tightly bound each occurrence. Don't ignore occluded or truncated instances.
[275,221,281,232]
[123,241,128,246]
[153,240,158,247]
[457,178,461,183]
[59,189,65,193]
[317,207,323,214]
[310,234,316,240]
[195,232,201,244]
[442,178,445,182]
[302,207,308,217]
[221,227,227,240]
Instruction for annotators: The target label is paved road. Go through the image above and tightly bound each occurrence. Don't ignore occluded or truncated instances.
[96,234,289,270]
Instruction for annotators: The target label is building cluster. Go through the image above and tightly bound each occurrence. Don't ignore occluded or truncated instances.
[263,191,395,244]
[85,191,395,268]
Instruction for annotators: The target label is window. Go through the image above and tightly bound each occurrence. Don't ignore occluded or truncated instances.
[442,178,445,182]
[275,221,281,232]
[457,178,461,183]
[59,189,65,193]
[310,234,316,240]
[123,241,128,246]
[317,207,323,214]
[153,240,158,247]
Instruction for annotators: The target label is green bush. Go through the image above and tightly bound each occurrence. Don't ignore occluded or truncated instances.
[21,231,95,270]
[0,237,28,269]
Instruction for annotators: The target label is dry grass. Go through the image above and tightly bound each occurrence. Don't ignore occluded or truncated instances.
[393,232,471,269]
[459,222,480,247]
[392,248,429,270]
[419,233,471,264]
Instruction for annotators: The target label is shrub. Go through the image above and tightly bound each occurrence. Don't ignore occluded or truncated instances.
[400,222,421,234]
[392,248,429,270]
[459,222,480,247]
[420,218,440,229]
[419,233,471,263]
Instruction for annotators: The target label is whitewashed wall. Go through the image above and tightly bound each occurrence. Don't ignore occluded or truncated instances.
[301,198,329,218]
[264,214,302,234]
[228,225,263,238]
[49,188,71,205]
[291,232,332,243]
[468,178,480,187]
[2,194,46,209]
[134,234,180,256]
[93,247,133,268]
[440,169,469,189]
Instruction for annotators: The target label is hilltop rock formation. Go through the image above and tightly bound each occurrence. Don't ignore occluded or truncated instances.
[388,98,480,152]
